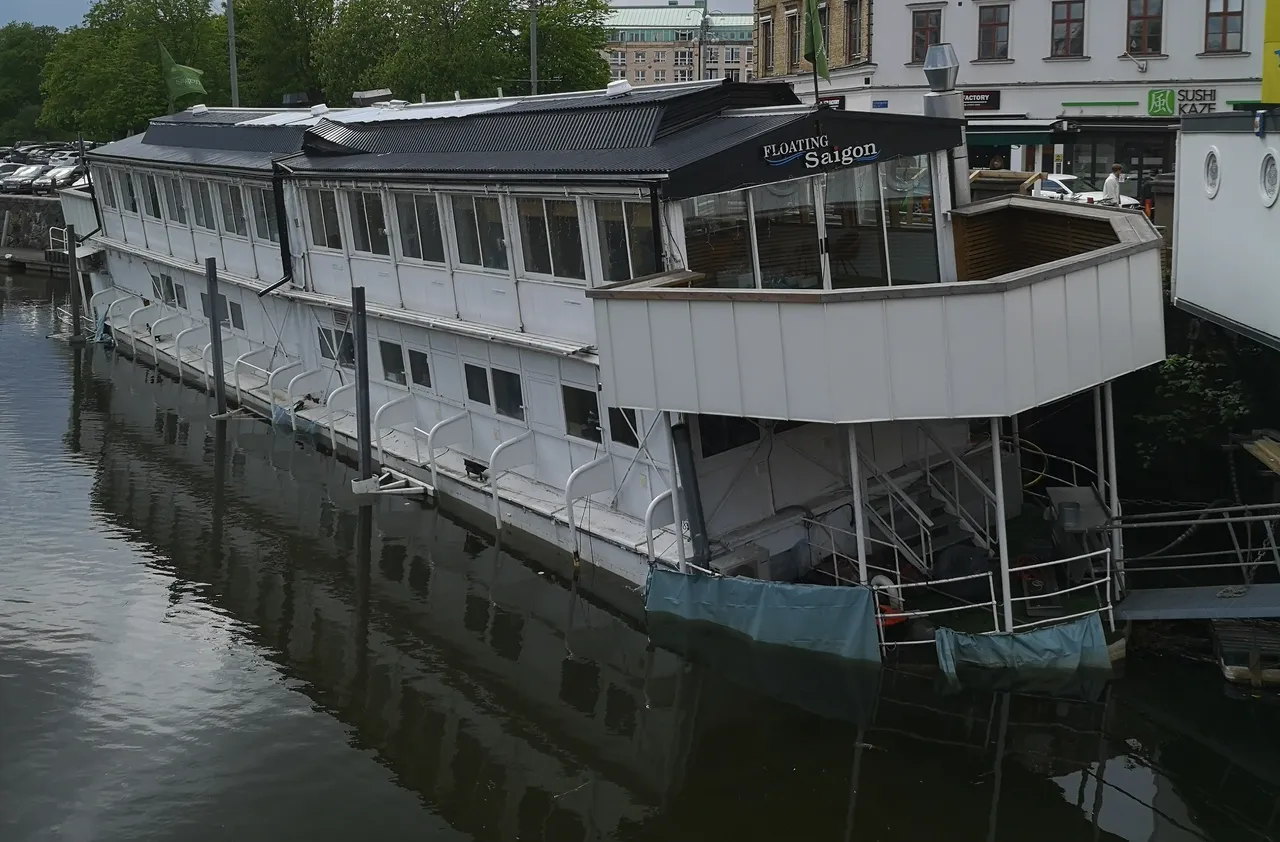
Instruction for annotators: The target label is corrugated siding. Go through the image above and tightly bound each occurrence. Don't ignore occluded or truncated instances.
[142,123,305,153]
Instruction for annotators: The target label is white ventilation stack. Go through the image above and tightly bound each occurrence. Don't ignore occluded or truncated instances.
[606,79,633,98]
[310,104,329,117]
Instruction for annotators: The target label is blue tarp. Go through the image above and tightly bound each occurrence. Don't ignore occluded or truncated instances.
[645,568,881,663]
[935,613,1111,680]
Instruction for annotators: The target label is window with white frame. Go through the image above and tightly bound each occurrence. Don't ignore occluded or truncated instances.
[407,347,431,389]
[725,46,741,62]
[633,50,646,61]
[654,69,667,82]
[450,195,508,270]
[595,199,657,284]
[725,68,741,81]
[609,407,640,447]
[492,368,524,420]
[306,188,343,250]
[704,68,719,79]
[393,192,445,262]
[318,326,355,366]
[97,168,117,208]
[634,69,646,82]
[705,46,719,63]
[675,50,693,66]
[654,50,667,61]
[250,187,279,243]
[347,190,390,255]
[674,68,692,82]
[562,384,602,442]
[160,175,186,224]
[611,68,625,80]
[151,273,185,308]
[217,182,248,236]
[200,291,245,330]
[190,180,216,230]
[119,171,138,213]
[464,362,490,404]
[516,198,585,281]
[379,340,407,385]
[141,174,162,219]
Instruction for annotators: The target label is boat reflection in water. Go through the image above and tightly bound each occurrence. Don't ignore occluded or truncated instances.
[65,325,1280,842]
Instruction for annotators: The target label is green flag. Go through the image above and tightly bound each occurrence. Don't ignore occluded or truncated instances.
[159,43,207,103]
[803,0,830,81]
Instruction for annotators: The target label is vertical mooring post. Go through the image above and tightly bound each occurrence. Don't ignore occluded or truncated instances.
[66,224,85,345]
[205,258,228,418]
[352,286,374,481]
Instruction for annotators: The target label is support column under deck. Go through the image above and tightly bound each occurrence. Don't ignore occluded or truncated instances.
[848,424,869,584]
[665,411,689,574]
[1094,387,1106,501]
[1104,382,1125,592]
[991,417,1014,632]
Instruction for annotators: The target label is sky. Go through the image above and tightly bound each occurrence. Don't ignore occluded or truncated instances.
[5,0,90,28]
[4,0,750,30]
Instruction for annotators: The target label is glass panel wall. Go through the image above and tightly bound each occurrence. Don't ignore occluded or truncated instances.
[825,164,887,288]
[750,179,821,289]
[680,192,755,288]
[880,154,939,285]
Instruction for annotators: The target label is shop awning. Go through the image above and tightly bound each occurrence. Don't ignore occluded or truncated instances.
[965,118,1058,146]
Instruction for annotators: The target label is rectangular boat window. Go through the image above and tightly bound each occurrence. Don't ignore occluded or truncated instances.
[595,200,657,284]
[393,193,446,262]
[306,188,343,250]
[251,187,279,243]
[151,274,164,301]
[98,169,117,208]
[464,362,491,404]
[609,407,640,448]
[161,175,186,224]
[407,348,431,389]
[493,368,524,421]
[698,414,760,458]
[317,326,356,367]
[517,198,585,281]
[142,174,162,219]
[451,195,508,271]
[379,340,407,386]
[217,182,248,237]
[562,385,602,442]
[681,191,755,288]
[174,283,187,309]
[162,274,177,305]
[119,171,138,213]
[348,191,390,255]
[751,178,822,289]
[190,180,216,230]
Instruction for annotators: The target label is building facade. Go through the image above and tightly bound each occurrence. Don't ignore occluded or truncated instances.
[756,0,1262,199]
[605,3,754,86]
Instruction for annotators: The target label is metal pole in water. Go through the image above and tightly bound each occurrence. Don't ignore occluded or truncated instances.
[204,258,228,417]
[66,224,84,344]
[848,424,869,584]
[991,416,1014,632]
[352,286,374,481]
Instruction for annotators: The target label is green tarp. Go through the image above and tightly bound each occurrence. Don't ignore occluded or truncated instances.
[935,613,1111,679]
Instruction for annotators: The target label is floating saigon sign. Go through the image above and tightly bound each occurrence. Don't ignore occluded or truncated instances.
[1147,88,1218,116]
[761,136,880,169]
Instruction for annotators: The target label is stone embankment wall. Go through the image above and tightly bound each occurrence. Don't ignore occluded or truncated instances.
[0,195,66,251]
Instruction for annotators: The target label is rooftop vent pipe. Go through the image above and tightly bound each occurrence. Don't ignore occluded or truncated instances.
[606,79,633,98]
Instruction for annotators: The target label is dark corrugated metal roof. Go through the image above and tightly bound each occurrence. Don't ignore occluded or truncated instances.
[89,134,285,173]
[143,122,305,153]
[152,108,295,125]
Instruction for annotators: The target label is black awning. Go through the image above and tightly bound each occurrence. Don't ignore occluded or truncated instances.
[664,107,964,199]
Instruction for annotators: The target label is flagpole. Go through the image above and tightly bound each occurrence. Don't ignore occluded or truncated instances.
[227,0,240,106]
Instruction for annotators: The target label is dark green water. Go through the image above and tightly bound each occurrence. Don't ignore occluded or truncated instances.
[2,271,1279,842]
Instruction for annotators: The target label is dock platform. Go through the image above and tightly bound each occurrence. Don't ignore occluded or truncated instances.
[1116,583,1280,621]
[1,246,65,274]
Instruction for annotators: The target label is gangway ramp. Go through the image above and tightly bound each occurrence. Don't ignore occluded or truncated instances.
[1116,583,1280,621]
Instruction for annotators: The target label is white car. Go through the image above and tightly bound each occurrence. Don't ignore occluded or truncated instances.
[1036,173,1141,208]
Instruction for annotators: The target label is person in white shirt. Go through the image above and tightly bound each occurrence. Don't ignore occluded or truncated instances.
[1102,163,1123,204]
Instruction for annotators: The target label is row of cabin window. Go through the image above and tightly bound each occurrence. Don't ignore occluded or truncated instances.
[318,329,641,448]
[97,167,280,244]
[305,188,658,285]
[145,273,247,330]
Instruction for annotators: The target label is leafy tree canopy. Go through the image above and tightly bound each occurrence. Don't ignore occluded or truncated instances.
[0,22,62,144]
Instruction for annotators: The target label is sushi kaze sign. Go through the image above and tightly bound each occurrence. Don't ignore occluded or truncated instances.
[761,135,881,169]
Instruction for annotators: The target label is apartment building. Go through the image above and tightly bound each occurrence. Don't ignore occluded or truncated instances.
[605,3,754,87]
[755,0,1262,200]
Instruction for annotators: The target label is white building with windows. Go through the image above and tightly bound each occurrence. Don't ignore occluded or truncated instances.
[605,3,754,86]
[768,0,1261,202]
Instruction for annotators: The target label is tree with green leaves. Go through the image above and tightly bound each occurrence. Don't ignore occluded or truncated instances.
[233,0,334,108]
[39,0,227,139]
[0,22,62,144]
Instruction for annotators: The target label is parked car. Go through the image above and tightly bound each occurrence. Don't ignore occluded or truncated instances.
[0,163,21,177]
[1036,174,1142,208]
[0,164,52,193]
[32,165,84,193]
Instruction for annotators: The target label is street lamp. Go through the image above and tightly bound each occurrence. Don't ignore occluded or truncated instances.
[920,43,971,205]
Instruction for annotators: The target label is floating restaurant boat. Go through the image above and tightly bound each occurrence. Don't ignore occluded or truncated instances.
[56,72,1169,666]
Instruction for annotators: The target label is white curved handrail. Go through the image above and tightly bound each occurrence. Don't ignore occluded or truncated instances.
[103,295,137,351]
[125,303,158,356]
[415,411,470,491]
[149,313,184,344]
[373,393,417,464]
[173,323,210,373]
[644,489,675,565]
[266,360,302,403]
[199,326,234,393]
[232,346,274,404]
[489,429,535,530]
[325,383,357,454]
[285,368,326,431]
[88,287,122,321]
[565,454,613,554]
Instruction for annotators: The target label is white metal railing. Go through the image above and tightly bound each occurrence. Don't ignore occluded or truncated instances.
[1116,504,1280,587]
[873,571,1000,650]
[803,517,903,587]
[1001,548,1114,633]
[860,448,935,575]
[1002,435,1103,503]
[918,424,999,553]
[49,226,67,252]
